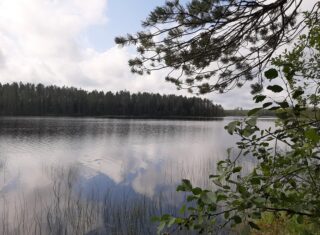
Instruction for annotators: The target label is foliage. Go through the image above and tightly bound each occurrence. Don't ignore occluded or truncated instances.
[252,212,320,235]
[115,0,320,94]
[0,82,224,117]
[154,14,320,234]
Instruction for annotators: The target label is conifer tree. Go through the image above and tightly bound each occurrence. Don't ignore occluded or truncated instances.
[116,0,319,94]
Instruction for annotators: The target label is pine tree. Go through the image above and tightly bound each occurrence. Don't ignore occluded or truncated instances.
[115,0,319,94]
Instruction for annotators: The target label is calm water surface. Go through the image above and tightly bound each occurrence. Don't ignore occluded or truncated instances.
[0,117,275,234]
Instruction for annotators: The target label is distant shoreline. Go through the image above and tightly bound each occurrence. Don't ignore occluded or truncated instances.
[0,82,224,118]
[0,115,277,121]
[0,115,224,121]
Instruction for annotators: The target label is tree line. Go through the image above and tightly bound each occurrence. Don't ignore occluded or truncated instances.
[0,82,224,117]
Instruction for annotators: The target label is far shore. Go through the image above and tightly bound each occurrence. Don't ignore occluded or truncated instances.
[0,115,277,121]
[0,115,224,120]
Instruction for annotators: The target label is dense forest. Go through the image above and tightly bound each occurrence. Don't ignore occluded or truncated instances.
[0,82,224,117]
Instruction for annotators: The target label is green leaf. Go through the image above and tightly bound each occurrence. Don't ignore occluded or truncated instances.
[264,68,278,80]
[157,221,166,234]
[177,179,193,191]
[250,177,260,185]
[267,85,283,93]
[237,185,247,195]
[305,129,320,143]
[252,212,262,219]
[246,117,257,126]
[232,166,242,173]
[151,216,160,222]
[224,211,230,219]
[253,197,265,205]
[181,179,192,190]
[232,215,242,224]
[283,65,291,74]
[269,106,280,111]
[297,215,304,224]
[161,214,171,220]
[192,187,202,195]
[263,102,273,108]
[277,101,289,108]
[187,195,196,202]
[292,89,304,99]
[217,194,228,202]
[243,128,254,137]
[200,191,217,204]
[179,204,186,214]
[248,108,262,116]
[167,217,176,227]
[176,185,186,191]
[249,221,260,230]
[225,121,239,134]
[212,179,223,187]
[254,95,266,103]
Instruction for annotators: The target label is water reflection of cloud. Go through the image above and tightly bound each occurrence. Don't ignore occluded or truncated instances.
[0,117,257,201]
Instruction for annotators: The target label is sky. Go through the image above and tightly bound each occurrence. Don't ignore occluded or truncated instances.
[0,0,317,109]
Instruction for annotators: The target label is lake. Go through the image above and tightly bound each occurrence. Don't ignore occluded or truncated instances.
[0,117,275,234]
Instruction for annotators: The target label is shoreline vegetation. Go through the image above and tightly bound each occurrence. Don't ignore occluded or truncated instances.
[0,82,278,119]
[0,115,275,120]
[0,82,224,117]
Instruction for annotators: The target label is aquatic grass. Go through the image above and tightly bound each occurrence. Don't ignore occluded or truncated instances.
[0,155,224,234]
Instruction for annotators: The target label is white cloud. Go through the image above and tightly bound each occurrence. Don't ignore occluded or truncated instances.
[0,0,102,83]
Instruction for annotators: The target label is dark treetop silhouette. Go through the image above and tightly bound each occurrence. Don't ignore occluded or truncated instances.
[0,82,224,117]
